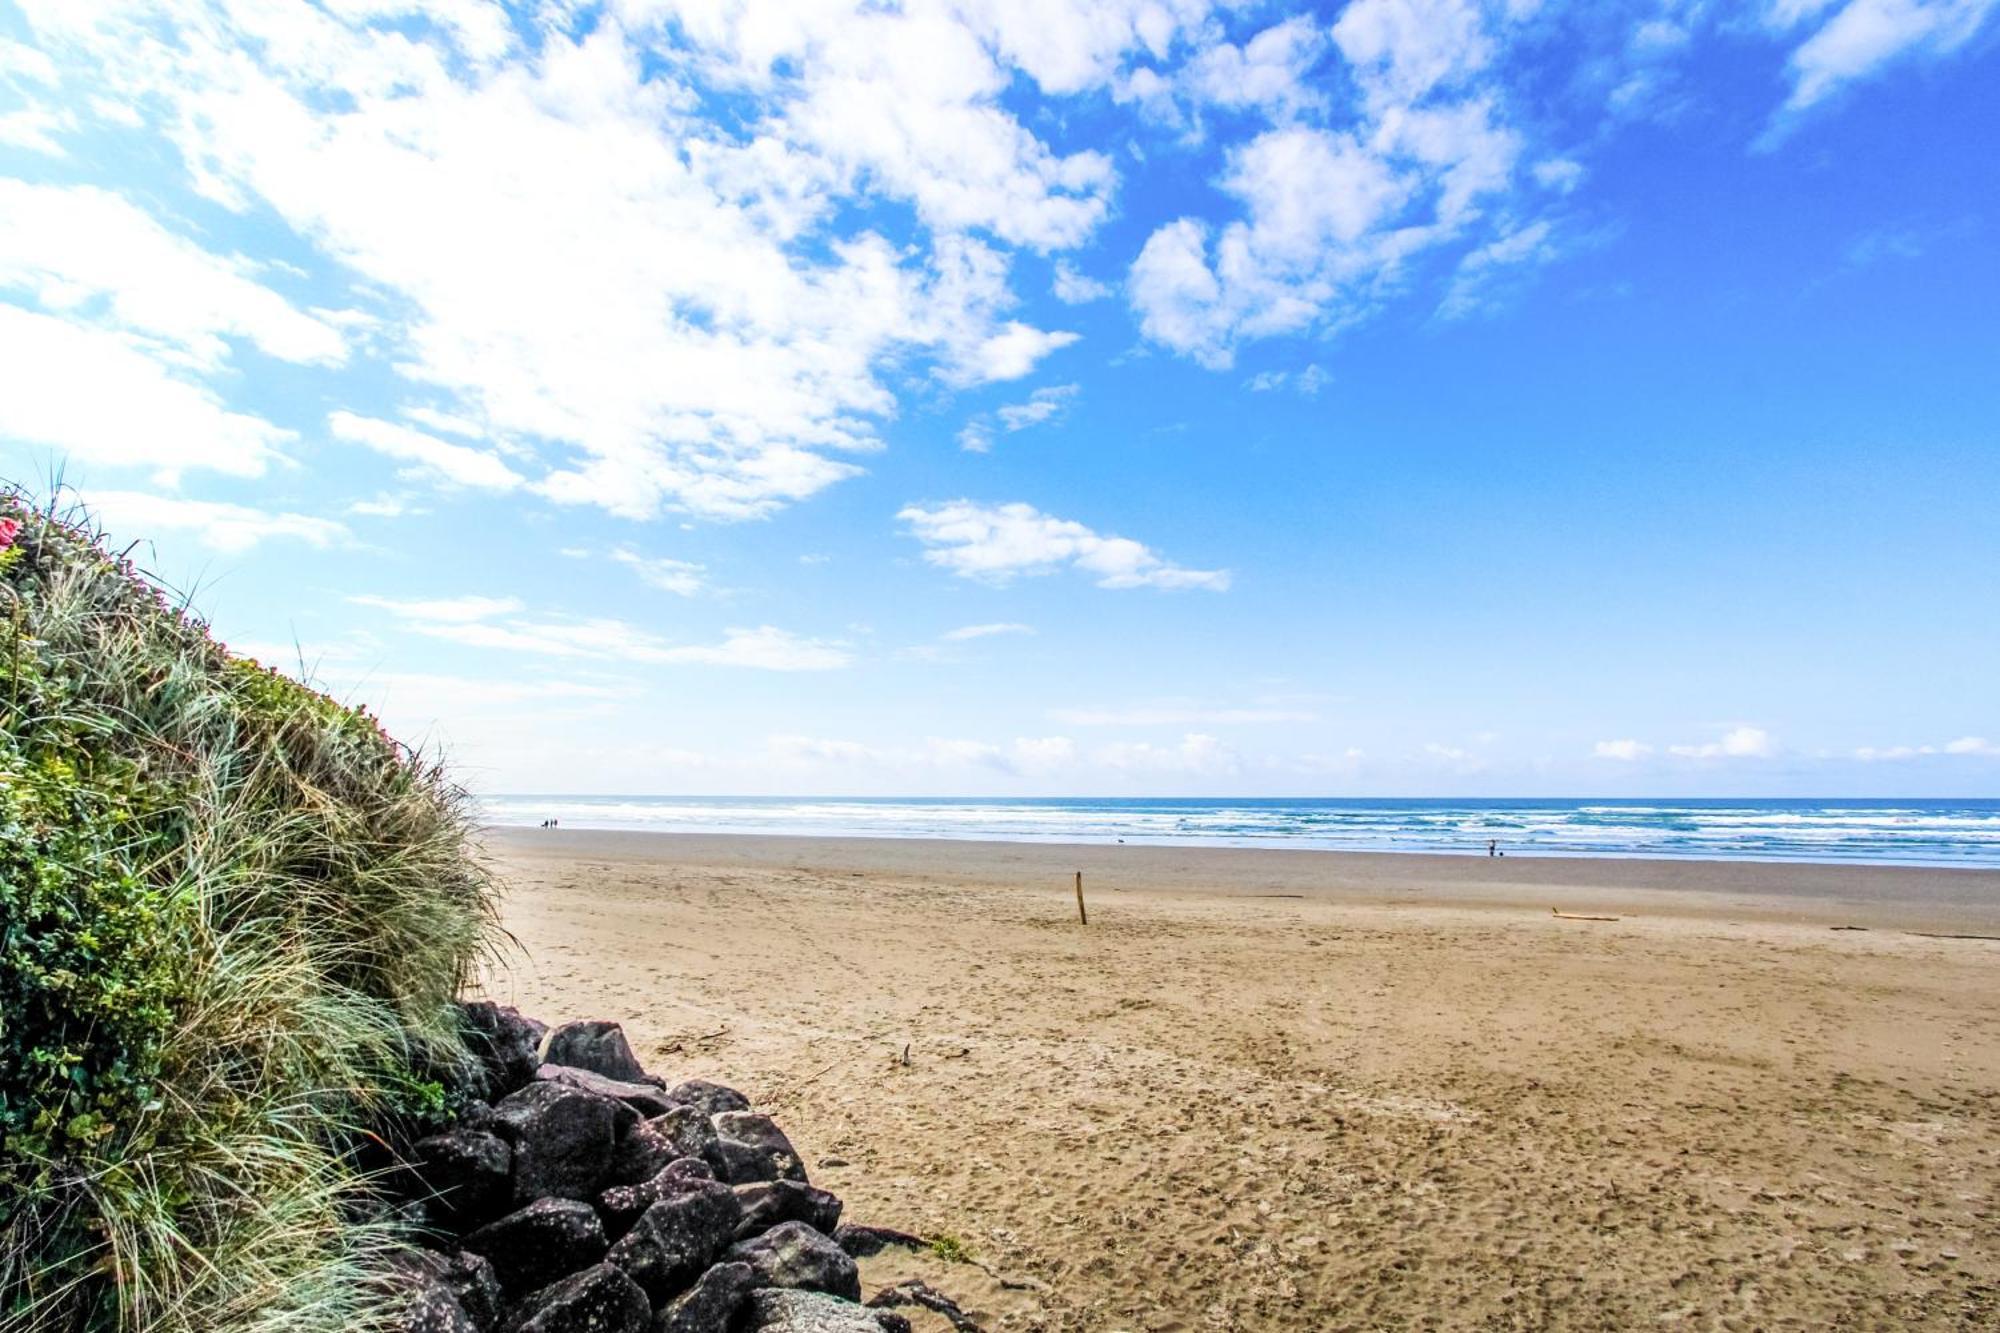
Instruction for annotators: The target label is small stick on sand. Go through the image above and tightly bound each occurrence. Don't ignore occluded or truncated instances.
[1551,908,1620,922]
[1075,870,1088,926]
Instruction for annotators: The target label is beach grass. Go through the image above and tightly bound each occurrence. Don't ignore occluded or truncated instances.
[0,491,500,1332]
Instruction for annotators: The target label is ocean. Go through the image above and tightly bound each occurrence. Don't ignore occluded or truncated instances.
[480,796,2000,868]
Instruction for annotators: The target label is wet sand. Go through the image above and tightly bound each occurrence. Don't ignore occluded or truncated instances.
[478,830,2000,1330]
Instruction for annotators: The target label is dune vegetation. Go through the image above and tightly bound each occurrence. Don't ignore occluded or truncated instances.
[0,492,500,1333]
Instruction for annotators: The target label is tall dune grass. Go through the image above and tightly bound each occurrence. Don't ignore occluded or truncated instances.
[0,491,501,1332]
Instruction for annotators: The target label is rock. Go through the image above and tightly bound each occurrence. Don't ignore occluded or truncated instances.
[604,1180,741,1303]
[398,1280,480,1333]
[462,1198,608,1297]
[408,1128,512,1227]
[648,1105,724,1173]
[459,1002,547,1098]
[429,1250,506,1331]
[538,1063,680,1119]
[609,1121,677,1191]
[710,1112,806,1184]
[732,1180,842,1241]
[831,1224,926,1259]
[490,1082,623,1203]
[649,1261,754,1333]
[867,1279,982,1333]
[743,1289,907,1333]
[599,1158,719,1235]
[724,1221,860,1302]
[543,1020,650,1084]
[505,1263,651,1333]
[664,1079,750,1117]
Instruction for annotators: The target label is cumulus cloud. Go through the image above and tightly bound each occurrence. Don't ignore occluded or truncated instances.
[1592,738,1653,761]
[899,500,1229,590]
[14,2,1095,520]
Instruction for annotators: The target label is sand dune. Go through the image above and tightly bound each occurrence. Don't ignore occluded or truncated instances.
[479,830,2000,1330]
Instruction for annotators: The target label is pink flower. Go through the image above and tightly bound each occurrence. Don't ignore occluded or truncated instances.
[0,518,19,550]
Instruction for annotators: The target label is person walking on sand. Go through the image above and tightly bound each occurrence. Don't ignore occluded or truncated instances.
[1488,839,1497,857]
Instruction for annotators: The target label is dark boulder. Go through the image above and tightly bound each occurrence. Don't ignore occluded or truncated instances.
[462,1198,607,1297]
[505,1262,651,1333]
[724,1221,860,1302]
[604,1180,740,1303]
[731,1180,842,1241]
[711,1112,806,1184]
[537,1063,680,1119]
[598,1158,718,1235]
[490,1082,623,1203]
[408,1127,512,1227]
[743,1289,906,1332]
[648,1105,723,1173]
[459,1002,547,1098]
[664,1079,750,1117]
[543,1020,650,1084]
[443,1251,506,1331]
[649,1261,755,1333]
[398,1280,480,1333]
[831,1224,925,1259]
[608,1121,678,1191]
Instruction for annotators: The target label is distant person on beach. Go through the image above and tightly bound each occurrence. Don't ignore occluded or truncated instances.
[1488,839,1497,857]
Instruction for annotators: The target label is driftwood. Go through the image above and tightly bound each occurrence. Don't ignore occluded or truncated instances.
[1551,908,1620,922]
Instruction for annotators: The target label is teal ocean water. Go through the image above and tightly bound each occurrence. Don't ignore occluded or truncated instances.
[483,797,2000,868]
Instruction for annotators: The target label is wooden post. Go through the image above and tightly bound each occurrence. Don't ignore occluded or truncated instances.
[1074,870,1087,925]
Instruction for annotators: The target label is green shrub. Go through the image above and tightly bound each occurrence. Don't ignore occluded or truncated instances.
[0,492,501,1333]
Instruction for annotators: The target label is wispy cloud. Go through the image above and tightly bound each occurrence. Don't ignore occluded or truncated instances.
[87,490,348,553]
[899,500,1229,590]
[1668,726,1776,759]
[1053,704,1315,726]
[942,622,1036,642]
[611,548,708,598]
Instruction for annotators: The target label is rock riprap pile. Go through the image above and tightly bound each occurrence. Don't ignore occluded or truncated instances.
[385,1005,935,1333]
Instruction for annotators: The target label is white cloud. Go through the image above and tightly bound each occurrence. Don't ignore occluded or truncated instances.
[329,412,524,491]
[1668,726,1776,759]
[1592,738,1653,761]
[19,4,1091,522]
[611,547,708,597]
[1855,735,1999,759]
[1772,0,2000,116]
[899,499,1229,590]
[354,594,851,671]
[0,180,347,370]
[960,383,1077,453]
[349,594,524,623]
[765,732,1078,774]
[1945,736,1997,755]
[1184,15,1329,121]
[1098,732,1239,775]
[0,304,292,481]
[85,489,348,554]
[1053,704,1316,726]
[1051,259,1110,304]
[942,622,1035,641]
[995,383,1080,432]
[1129,0,1537,366]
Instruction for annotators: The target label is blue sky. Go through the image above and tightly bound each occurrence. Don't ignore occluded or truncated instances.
[0,0,1995,796]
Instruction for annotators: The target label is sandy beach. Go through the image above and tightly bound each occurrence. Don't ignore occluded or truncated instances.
[477,830,2000,1330]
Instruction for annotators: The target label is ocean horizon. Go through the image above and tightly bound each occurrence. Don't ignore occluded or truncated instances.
[481,796,2000,869]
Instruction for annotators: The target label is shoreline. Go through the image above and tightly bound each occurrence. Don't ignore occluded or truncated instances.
[482,825,2000,932]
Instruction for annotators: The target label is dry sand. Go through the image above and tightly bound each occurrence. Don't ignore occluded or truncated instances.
[478,830,2000,1331]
